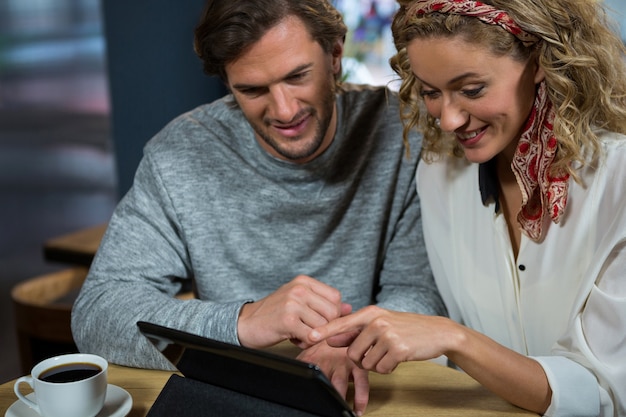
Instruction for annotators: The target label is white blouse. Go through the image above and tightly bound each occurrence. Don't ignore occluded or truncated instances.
[417,130,626,417]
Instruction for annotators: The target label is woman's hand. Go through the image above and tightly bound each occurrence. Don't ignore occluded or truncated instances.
[308,305,455,373]
[309,305,552,414]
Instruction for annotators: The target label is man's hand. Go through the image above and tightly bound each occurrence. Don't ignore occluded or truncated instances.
[237,275,351,349]
[297,341,369,417]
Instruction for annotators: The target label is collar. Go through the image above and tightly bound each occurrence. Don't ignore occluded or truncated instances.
[479,159,500,213]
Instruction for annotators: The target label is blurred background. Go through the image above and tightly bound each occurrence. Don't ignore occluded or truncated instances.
[0,0,115,383]
[0,0,624,385]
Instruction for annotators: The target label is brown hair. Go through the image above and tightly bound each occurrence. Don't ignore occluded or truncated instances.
[194,0,347,83]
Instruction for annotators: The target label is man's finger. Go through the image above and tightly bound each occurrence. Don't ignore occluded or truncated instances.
[340,302,353,316]
[330,366,349,399]
[352,369,370,416]
[301,276,342,306]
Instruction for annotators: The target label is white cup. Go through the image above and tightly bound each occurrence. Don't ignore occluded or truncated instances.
[13,353,108,417]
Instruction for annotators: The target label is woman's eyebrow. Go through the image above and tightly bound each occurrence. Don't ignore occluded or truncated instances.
[416,72,482,89]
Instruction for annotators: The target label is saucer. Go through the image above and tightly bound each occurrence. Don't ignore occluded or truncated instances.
[5,384,133,417]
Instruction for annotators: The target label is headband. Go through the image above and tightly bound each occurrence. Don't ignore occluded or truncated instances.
[406,0,539,47]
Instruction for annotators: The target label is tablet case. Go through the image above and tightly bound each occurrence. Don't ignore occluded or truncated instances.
[146,374,320,417]
[138,321,356,417]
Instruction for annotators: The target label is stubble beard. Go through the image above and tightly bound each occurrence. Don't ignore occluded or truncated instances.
[253,80,337,162]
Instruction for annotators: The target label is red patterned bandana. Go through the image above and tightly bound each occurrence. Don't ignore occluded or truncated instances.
[407,0,539,46]
[512,82,569,241]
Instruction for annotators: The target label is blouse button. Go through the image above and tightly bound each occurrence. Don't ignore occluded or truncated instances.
[518,264,526,271]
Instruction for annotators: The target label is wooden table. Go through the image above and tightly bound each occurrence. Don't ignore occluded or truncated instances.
[1,358,537,416]
[43,223,107,265]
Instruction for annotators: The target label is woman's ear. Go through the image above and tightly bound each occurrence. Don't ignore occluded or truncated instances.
[534,59,546,84]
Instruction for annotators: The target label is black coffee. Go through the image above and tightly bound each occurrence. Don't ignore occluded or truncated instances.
[40,362,102,383]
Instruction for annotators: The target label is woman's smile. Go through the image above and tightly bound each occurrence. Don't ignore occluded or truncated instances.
[456,126,488,147]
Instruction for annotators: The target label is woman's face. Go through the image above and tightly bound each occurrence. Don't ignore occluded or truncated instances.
[407,35,544,164]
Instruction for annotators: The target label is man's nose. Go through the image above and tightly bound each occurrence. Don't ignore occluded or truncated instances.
[268,85,299,122]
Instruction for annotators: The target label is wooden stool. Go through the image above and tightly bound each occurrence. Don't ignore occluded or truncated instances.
[11,267,88,374]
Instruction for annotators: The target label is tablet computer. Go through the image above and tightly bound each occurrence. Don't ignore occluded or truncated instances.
[137,321,356,417]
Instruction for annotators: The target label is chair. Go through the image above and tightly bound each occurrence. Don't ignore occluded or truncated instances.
[12,264,195,374]
[11,267,87,374]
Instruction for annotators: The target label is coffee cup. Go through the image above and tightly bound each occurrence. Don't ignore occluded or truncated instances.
[13,353,108,417]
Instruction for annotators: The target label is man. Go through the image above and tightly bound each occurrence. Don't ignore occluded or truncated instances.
[71,0,445,414]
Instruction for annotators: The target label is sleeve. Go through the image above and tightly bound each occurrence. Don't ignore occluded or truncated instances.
[374,162,447,317]
[534,239,626,417]
[71,148,249,370]
[582,239,626,416]
[535,141,626,417]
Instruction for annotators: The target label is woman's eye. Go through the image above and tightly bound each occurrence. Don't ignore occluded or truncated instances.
[462,86,484,98]
[419,89,440,99]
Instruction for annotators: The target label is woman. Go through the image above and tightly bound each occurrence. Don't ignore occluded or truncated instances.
[307,1,626,416]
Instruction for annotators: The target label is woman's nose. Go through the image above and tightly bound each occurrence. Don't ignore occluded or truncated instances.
[438,100,468,132]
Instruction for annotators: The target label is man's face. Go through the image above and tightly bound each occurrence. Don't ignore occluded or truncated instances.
[225,16,342,164]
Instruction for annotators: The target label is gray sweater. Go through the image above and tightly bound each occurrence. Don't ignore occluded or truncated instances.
[71,84,445,369]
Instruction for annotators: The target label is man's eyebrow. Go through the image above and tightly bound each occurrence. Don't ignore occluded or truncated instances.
[231,63,314,90]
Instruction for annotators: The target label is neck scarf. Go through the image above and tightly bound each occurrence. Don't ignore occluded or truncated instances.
[512,82,569,241]
[407,0,569,241]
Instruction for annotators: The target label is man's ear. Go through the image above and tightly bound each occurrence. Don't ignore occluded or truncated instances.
[331,38,344,75]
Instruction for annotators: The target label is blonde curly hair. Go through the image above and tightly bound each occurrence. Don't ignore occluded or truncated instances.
[390,0,626,180]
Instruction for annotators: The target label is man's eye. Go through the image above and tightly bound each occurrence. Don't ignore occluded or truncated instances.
[288,72,308,82]
[241,88,264,97]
